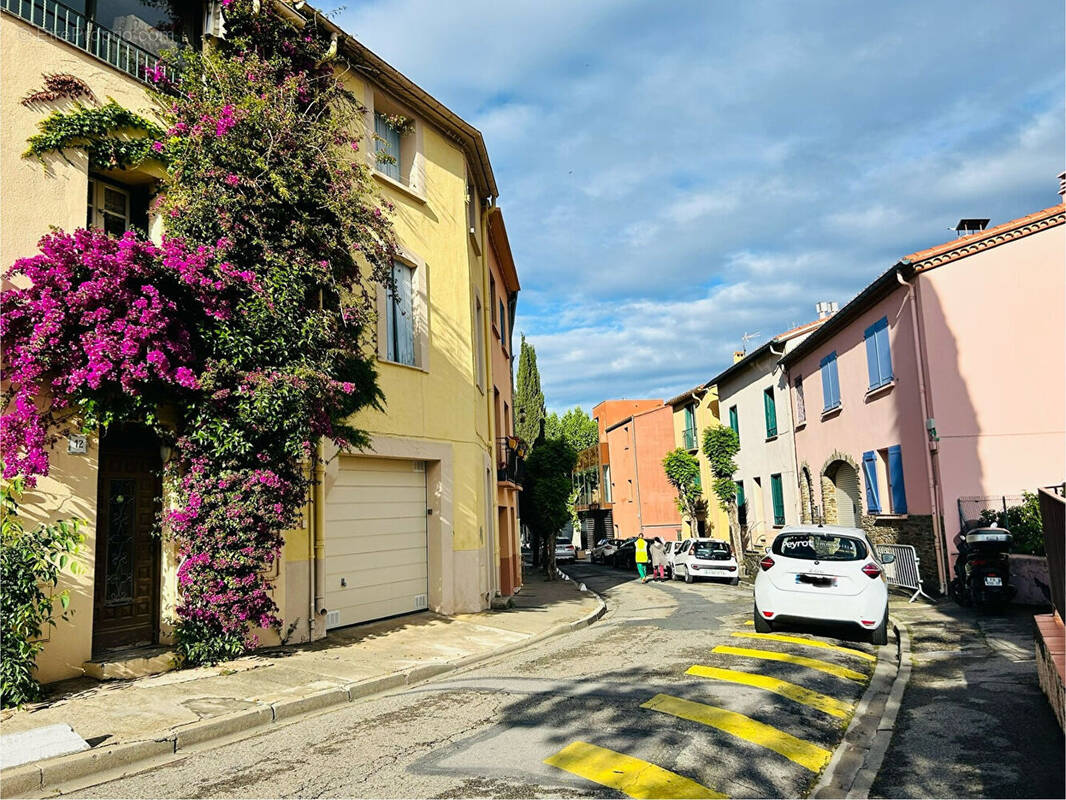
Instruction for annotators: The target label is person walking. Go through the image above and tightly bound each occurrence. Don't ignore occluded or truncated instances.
[650,537,665,580]
[635,533,650,583]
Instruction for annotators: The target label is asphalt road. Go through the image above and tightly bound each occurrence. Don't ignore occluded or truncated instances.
[81,563,882,799]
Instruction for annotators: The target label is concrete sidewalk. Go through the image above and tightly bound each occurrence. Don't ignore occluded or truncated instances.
[0,571,603,797]
[870,598,1065,799]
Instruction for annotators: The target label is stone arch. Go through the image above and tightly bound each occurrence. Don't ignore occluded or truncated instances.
[822,455,862,527]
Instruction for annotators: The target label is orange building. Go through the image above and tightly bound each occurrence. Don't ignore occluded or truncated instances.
[485,208,522,597]
[601,403,683,541]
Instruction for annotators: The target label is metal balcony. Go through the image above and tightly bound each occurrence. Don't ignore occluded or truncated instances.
[3,0,177,85]
[496,437,525,488]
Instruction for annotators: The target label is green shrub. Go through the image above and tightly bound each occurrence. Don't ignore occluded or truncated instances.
[1,476,83,708]
[978,491,1044,556]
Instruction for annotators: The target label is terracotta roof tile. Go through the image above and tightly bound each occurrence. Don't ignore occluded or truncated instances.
[904,204,1064,265]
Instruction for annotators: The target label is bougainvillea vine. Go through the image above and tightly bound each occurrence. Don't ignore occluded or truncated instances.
[1,0,400,664]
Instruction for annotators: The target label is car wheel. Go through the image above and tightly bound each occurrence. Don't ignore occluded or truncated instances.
[672,567,681,581]
[870,609,889,646]
[754,603,773,633]
[684,569,693,584]
[729,577,740,586]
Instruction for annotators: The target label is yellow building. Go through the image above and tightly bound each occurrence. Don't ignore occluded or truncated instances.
[1,1,520,683]
[665,385,730,540]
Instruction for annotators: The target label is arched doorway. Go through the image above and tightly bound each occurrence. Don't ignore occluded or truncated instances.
[92,425,162,654]
[824,460,861,527]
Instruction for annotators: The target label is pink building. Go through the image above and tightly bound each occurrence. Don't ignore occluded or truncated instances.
[602,403,683,540]
[783,191,1065,593]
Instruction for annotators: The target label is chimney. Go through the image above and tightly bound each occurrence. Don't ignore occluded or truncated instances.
[1058,171,1065,203]
[816,301,838,320]
[954,218,989,238]
[733,350,745,363]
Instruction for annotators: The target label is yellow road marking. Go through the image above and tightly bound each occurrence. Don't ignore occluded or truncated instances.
[742,620,754,626]
[712,645,868,682]
[686,665,852,718]
[732,632,876,662]
[641,694,832,773]
[543,741,726,799]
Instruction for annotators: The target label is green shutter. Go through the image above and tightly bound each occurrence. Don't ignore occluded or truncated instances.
[764,388,777,437]
[770,474,785,526]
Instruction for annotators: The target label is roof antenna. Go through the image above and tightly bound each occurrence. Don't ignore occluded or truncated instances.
[740,331,761,354]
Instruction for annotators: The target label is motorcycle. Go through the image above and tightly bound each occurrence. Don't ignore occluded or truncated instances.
[949,525,1016,609]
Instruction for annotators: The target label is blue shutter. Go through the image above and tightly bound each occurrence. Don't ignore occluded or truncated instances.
[821,352,840,410]
[876,322,893,384]
[729,406,739,441]
[888,445,907,514]
[864,323,880,389]
[394,262,415,366]
[374,112,401,180]
[862,451,880,513]
[864,318,893,389]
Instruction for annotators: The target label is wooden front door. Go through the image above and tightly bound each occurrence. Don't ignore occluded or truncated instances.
[93,433,162,654]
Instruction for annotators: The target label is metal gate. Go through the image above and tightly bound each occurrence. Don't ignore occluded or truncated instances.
[879,543,931,602]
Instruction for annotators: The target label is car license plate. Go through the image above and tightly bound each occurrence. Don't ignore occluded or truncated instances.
[984,576,1003,587]
[797,574,835,587]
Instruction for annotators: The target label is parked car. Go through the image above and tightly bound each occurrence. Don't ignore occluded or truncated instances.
[611,537,638,570]
[555,537,577,564]
[672,538,739,585]
[590,538,622,565]
[663,540,685,578]
[753,525,892,645]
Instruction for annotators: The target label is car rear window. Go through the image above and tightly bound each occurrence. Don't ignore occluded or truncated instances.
[772,533,867,561]
[692,542,731,560]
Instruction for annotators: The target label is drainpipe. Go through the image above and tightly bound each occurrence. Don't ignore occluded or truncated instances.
[631,422,644,535]
[896,267,948,593]
[312,441,327,633]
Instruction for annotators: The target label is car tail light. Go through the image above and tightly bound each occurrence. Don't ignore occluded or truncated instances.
[727,566,737,572]
[861,562,881,578]
[759,555,774,571]
[761,610,774,618]
[861,619,877,626]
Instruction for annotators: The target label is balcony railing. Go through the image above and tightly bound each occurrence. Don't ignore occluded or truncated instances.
[682,426,698,451]
[496,437,525,488]
[2,0,176,85]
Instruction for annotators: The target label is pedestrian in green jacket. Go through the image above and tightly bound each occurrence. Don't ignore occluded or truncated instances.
[635,533,650,582]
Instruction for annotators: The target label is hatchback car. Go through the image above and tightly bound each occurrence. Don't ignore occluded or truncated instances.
[554,537,577,564]
[611,537,637,570]
[753,525,893,645]
[662,540,684,577]
[673,538,739,584]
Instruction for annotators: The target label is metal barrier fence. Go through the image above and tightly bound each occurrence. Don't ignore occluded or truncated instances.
[879,543,932,603]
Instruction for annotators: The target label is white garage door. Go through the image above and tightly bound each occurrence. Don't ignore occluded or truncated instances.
[325,456,428,628]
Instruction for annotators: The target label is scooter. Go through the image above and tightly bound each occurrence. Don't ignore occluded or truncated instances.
[949,526,1015,609]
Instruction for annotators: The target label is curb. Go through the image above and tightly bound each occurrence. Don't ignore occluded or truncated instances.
[3,586,607,799]
[810,615,913,799]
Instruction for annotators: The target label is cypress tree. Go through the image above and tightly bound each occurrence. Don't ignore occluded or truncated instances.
[514,335,545,447]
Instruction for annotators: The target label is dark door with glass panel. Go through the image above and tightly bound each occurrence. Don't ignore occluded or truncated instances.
[92,432,161,653]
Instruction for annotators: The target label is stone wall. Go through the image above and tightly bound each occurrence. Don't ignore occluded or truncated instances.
[861,514,941,593]
[1012,554,1053,607]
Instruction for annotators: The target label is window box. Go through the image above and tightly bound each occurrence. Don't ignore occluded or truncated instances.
[864,379,897,401]
[821,404,842,420]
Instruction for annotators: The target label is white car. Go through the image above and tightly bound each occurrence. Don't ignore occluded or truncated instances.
[672,538,740,585]
[662,540,684,577]
[753,525,893,645]
[554,537,577,564]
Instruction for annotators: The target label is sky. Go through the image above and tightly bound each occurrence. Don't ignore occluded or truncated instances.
[334,0,1064,413]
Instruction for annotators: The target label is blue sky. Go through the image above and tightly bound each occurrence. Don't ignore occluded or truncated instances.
[335,0,1064,412]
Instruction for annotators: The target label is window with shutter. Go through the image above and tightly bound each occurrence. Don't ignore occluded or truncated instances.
[736,481,746,526]
[887,445,907,513]
[862,451,881,513]
[386,261,416,366]
[794,376,806,424]
[763,388,777,438]
[820,352,840,411]
[374,112,402,181]
[864,317,893,390]
[728,405,739,443]
[770,474,785,526]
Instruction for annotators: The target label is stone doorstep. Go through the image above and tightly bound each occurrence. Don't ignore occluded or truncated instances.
[82,647,178,681]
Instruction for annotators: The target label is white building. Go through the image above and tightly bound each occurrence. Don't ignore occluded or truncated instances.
[710,314,829,549]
